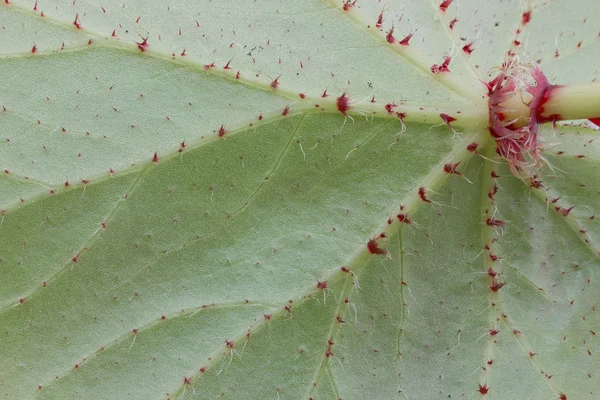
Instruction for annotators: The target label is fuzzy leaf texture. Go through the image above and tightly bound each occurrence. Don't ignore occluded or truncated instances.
[1,0,599,399]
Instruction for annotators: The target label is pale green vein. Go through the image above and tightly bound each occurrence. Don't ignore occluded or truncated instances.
[31,302,275,399]
[0,44,92,59]
[325,361,341,399]
[394,228,406,361]
[0,170,51,191]
[0,107,486,217]
[530,186,600,260]
[498,304,563,398]
[476,146,501,396]
[306,274,353,400]
[479,142,566,398]
[502,260,555,303]
[0,164,149,316]
[429,0,483,81]
[0,110,303,214]
[322,0,487,101]
[0,3,307,104]
[0,42,488,128]
[231,114,306,216]
[166,129,489,399]
[167,289,328,398]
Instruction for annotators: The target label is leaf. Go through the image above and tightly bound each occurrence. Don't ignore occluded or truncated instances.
[1,0,599,399]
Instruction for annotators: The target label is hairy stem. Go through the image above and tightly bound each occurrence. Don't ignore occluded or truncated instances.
[542,82,600,122]
[500,81,600,128]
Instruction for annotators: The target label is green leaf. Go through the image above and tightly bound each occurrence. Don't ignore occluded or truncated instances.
[1,0,599,399]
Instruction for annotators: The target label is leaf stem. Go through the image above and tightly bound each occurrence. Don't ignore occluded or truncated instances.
[500,82,600,127]
[542,82,600,122]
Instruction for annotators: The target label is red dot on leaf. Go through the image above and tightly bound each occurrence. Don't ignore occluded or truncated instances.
[439,0,454,12]
[477,383,489,394]
[73,13,83,29]
[399,33,413,46]
[270,76,280,90]
[367,238,387,255]
[336,92,351,115]
[462,42,474,55]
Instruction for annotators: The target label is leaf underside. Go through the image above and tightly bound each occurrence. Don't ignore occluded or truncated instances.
[1,0,599,399]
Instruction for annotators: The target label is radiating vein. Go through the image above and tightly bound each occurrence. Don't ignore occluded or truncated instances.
[429,0,482,81]
[321,0,486,101]
[32,302,275,398]
[231,114,306,216]
[530,187,600,260]
[305,275,353,399]
[0,165,149,316]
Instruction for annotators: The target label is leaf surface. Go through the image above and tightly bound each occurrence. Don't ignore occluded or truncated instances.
[1,0,599,399]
